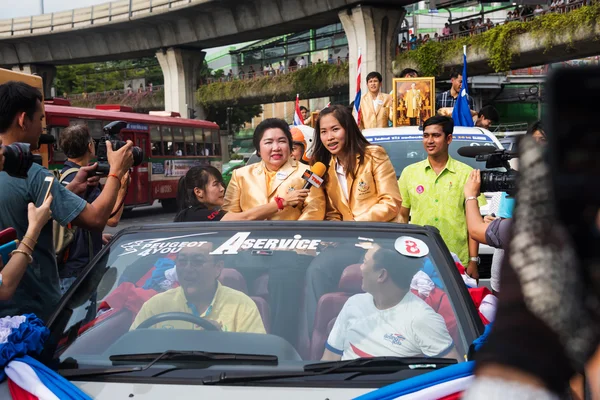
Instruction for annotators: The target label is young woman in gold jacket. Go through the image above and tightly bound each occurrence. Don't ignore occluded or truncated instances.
[311,104,402,222]
[223,118,325,220]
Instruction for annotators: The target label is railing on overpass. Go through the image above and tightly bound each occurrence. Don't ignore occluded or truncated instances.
[0,0,199,37]
[65,84,164,100]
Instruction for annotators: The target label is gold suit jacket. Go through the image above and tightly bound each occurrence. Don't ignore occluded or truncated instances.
[359,92,393,130]
[223,159,326,221]
[324,146,402,222]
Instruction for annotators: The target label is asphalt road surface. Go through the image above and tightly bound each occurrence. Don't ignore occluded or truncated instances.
[104,201,175,235]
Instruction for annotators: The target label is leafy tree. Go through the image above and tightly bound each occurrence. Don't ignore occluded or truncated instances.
[204,104,263,132]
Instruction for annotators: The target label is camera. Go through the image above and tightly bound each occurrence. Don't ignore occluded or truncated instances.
[96,121,144,176]
[1,142,34,178]
[457,145,518,195]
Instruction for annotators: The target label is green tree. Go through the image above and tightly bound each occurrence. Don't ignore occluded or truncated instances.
[204,104,263,132]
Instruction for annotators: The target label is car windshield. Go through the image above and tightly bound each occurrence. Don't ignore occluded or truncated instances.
[369,134,500,177]
[54,224,475,384]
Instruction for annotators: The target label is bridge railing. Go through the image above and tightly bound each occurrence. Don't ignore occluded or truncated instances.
[0,0,198,37]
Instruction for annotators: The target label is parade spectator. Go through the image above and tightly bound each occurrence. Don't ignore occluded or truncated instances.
[57,124,130,294]
[298,57,307,68]
[300,106,312,125]
[410,34,417,50]
[400,68,419,78]
[436,70,475,112]
[0,81,133,320]
[359,71,393,129]
[223,118,325,220]
[278,62,285,75]
[327,54,334,64]
[249,66,256,78]
[398,116,485,278]
[434,32,439,40]
[174,166,308,222]
[0,139,53,301]
[486,18,494,28]
[475,105,499,130]
[238,68,245,79]
[227,69,233,80]
[442,23,451,36]
[289,58,297,71]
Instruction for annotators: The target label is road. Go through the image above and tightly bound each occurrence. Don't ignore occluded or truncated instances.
[104,201,175,235]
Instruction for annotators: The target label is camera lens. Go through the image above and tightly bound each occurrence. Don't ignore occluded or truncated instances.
[2,143,34,179]
[131,147,143,167]
[481,170,518,194]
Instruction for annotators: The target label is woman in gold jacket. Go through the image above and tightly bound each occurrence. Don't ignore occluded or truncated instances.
[223,118,325,220]
[311,104,402,222]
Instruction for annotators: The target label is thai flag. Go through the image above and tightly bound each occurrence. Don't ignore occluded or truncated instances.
[293,94,304,126]
[0,314,91,399]
[452,46,474,127]
[354,361,475,400]
[353,49,362,125]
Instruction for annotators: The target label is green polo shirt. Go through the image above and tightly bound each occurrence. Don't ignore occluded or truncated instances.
[398,156,486,265]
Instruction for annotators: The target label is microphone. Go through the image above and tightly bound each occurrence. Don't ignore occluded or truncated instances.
[457,145,498,158]
[301,162,327,190]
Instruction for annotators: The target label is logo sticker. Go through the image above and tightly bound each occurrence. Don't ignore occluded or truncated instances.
[395,236,429,258]
[384,333,406,346]
[416,185,425,194]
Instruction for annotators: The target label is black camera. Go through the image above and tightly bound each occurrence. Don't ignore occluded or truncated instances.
[96,121,143,176]
[1,142,34,178]
[457,145,518,195]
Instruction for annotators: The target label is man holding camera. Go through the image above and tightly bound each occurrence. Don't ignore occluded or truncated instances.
[57,124,130,293]
[0,81,133,320]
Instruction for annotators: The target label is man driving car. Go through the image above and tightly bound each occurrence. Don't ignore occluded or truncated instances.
[131,245,266,333]
[322,243,459,361]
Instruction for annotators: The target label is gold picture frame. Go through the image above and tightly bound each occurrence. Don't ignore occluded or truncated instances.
[393,77,436,127]
[310,111,320,128]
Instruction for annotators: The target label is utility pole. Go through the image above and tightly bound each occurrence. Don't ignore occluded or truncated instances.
[40,0,44,14]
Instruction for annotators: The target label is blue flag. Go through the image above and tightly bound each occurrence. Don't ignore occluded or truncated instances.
[452,50,474,127]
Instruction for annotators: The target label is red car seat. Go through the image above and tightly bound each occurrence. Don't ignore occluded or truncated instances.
[309,264,363,360]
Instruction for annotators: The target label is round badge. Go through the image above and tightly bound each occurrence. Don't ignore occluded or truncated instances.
[395,236,429,258]
[416,185,425,194]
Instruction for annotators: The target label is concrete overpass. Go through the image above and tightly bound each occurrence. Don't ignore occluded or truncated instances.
[0,0,406,118]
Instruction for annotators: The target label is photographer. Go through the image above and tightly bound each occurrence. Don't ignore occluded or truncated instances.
[57,124,130,293]
[464,169,512,250]
[0,138,54,300]
[0,81,133,320]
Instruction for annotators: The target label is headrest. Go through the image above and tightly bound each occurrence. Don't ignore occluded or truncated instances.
[338,264,363,293]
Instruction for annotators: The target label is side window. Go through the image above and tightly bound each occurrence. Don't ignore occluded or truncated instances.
[194,128,205,156]
[212,130,221,156]
[150,125,162,155]
[50,127,67,162]
[172,127,185,156]
[162,126,173,155]
[184,128,195,156]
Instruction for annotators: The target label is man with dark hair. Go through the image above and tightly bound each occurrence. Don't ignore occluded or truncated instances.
[399,68,419,78]
[475,105,499,129]
[360,71,393,129]
[398,115,486,279]
[0,81,134,320]
[57,124,130,293]
[322,243,458,361]
[436,70,475,112]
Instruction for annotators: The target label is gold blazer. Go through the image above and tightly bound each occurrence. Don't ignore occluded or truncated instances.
[324,146,402,222]
[223,159,325,221]
[359,92,393,130]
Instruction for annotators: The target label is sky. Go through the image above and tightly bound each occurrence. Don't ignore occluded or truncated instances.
[0,0,229,55]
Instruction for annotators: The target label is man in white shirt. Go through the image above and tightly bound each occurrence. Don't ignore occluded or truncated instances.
[322,244,459,361]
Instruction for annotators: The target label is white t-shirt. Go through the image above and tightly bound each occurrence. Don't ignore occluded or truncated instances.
[335,161,349,201]
[326,292,454,360]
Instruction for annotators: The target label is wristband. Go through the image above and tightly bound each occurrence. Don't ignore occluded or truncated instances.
[107,173,121,182]
[465,196,478,203]
[274,196,285,211]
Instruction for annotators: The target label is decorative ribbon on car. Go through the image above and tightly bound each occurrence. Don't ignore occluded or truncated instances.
[0,314,91,400]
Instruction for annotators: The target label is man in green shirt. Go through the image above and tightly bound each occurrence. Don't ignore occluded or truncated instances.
[398,115,485,279]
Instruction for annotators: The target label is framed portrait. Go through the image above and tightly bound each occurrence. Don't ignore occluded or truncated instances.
[393,77,435,127]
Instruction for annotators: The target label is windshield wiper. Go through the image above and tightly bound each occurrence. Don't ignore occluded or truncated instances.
[60,350,277,379]
[202,356,456,385]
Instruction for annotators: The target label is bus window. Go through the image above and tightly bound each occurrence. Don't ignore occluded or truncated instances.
[50,127,67,163]
[212,130,221,156]
[87,120,103,140]
[150,125,162,155]
[162,126,173,155]
[173,127,185,156]
[194,128,206,156]
[184,128,195,155]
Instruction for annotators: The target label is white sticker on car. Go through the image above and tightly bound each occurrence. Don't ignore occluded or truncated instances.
[394,236,429,258]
